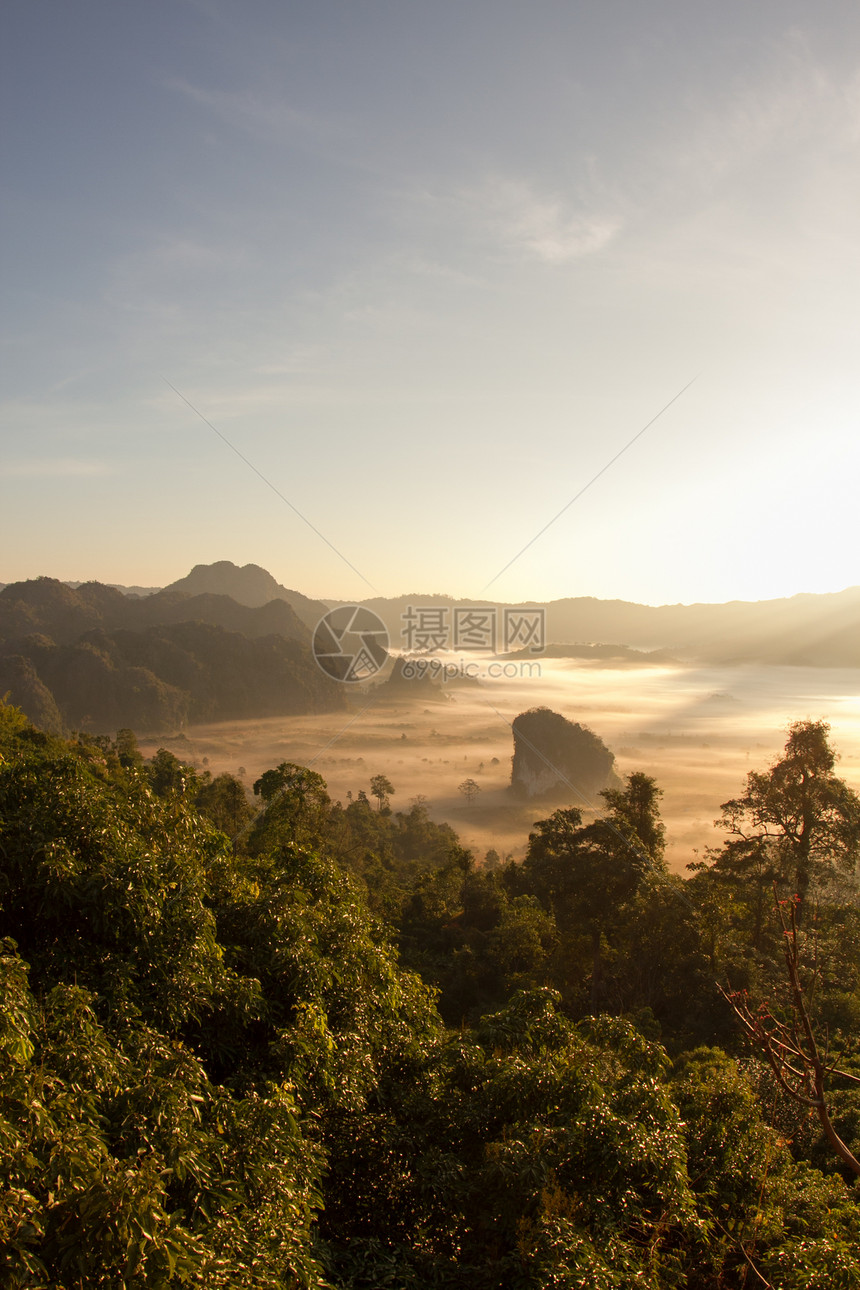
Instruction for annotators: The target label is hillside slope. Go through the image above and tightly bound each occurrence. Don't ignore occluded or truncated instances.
[0,575,343,734]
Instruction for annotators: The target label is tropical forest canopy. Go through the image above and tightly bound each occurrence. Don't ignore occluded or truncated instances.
[2,701,860,1286]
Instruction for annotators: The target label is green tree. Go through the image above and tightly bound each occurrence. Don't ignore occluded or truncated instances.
[250,762,331,849]
[673,1046,860,1288]
[717,720,860,910]
[325,991,697,1288]
[0,943,328,1289]
[195,771,255,837]
[459,778,481,806]
[114,727,143,770]
[600,770,666,863]
[370,773,394,812]
[0,713,332,1288]
[146,746,199,798]
[519,775,661,1009]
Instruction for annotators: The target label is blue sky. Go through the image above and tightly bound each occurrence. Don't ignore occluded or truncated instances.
[2,1,860,604]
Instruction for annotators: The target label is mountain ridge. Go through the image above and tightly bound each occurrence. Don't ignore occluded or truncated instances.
[4,564,860,695]
[336,586,860,666]
[0,568,345,734]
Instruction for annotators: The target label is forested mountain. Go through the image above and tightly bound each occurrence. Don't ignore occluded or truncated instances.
[8,561,860,672]
[0,576,311,646]
[65,581,162,598]
[0,575,344,735]
[0,579,136,646]
[2,706,860,1286]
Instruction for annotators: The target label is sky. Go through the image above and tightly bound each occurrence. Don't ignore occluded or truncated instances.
[2,0,860,607]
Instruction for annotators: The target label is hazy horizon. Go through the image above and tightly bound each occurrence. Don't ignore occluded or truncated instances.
[3,561,860,613]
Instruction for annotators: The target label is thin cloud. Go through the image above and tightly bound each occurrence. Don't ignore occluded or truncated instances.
[167,76,358,161]
[393,251,486,288]
[504,191,622,263]
[667,40,860,194]
[426,175,622,265]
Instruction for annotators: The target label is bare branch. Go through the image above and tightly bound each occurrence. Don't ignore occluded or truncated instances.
[720,887,860,1176]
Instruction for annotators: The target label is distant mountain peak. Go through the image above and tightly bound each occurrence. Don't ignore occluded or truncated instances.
[170,561,283,605]
[164,561,328,629]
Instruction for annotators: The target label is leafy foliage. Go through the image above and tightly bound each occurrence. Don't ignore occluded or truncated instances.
[1,702,860,1286]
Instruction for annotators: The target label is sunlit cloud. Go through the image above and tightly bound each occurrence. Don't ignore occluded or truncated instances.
[462,176,622,263]
[498,185,622,263]
[402,175,622,265]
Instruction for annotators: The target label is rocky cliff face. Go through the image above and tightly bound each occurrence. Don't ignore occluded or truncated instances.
[510,707,617,803]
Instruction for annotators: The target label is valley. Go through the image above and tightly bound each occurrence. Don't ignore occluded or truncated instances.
[139,654,860,871]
